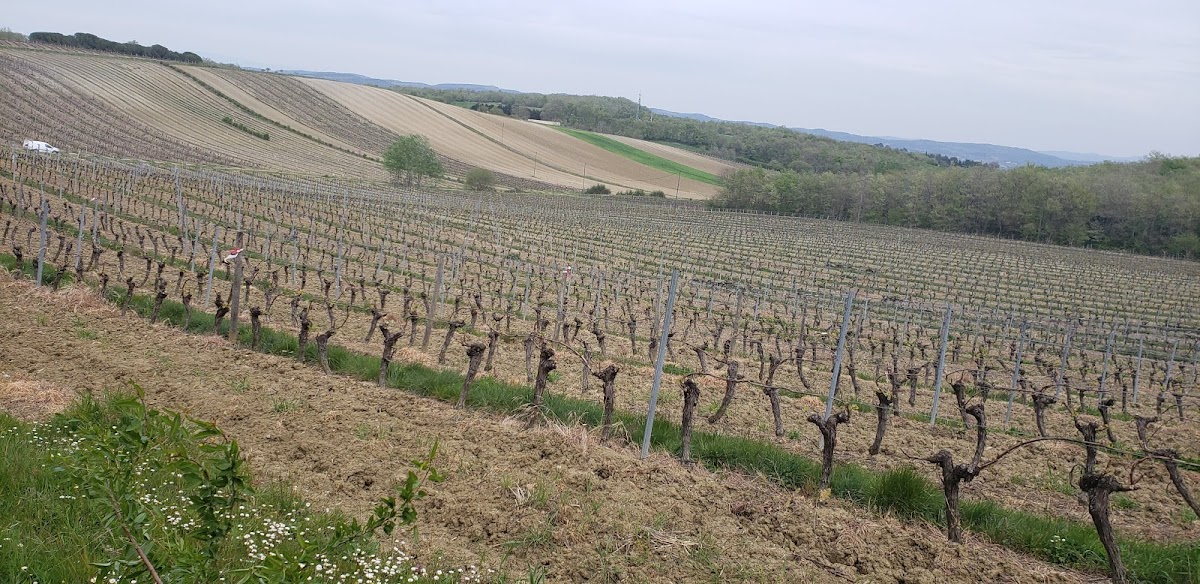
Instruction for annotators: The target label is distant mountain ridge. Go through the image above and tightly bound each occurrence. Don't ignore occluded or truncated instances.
[272,70,1138,169]
[789,128,1143,168]
[649,108,1140,168]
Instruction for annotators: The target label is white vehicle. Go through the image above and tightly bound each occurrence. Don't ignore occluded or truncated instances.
[23,139,60,153]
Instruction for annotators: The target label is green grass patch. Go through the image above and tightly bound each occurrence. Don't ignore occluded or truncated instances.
[0,393,465,583]
[555,127,720,186]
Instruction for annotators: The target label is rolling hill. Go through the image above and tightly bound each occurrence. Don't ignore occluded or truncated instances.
[0,41,730,198]
[649,107,1138,168]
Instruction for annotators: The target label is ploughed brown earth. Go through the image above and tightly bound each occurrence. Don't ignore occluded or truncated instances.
[0,274,1093,583]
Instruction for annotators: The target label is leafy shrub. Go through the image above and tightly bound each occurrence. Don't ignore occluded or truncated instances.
[615,188,666,197]
[584,184,611,194]
[221,116,270,140]
[464,168,496,191]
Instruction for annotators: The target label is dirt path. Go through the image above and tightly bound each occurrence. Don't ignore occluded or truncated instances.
[0,275,1086,583]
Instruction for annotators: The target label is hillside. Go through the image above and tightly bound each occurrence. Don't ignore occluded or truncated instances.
[649,108,1138,168]
[0,41,728,197]
[792,127,1085,168]
[295,72,1101,170]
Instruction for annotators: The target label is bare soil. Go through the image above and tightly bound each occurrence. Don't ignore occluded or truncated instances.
[0,274,1088,583]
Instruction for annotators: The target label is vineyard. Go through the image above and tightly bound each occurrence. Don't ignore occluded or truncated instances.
[0,41,731,196]
[1,141,1198,582]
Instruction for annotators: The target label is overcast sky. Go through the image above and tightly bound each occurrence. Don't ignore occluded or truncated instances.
[8,1,1199,157]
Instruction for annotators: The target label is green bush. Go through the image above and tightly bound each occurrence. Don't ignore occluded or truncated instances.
[615,188,666,197]
[584,184,611,194]
[464,168,496,191]
[221,115,270,140]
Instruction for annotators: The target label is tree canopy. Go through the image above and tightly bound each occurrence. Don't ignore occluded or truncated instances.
[383,135,443,186]
[27,31,203,63]
[711,155,1200,258]
[395,86,1197,258]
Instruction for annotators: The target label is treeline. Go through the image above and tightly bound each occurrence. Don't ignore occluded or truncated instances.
[712,155,1200,257]
[0,27,26,42]
[28,31,202,63]
[394,88,958,174]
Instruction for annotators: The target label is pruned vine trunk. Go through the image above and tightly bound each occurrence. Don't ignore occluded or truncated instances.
[951,381,972,429]
[213,292,229,334]
[122,277,136,315]
[315,329,335,374]
[1098,398,1116,444]
[764,352,786,437]
[457,342,487,408]
[438,320,466,365]
[708,360,740,424]
[808,410,850,493]
[1075,420,1132,584]
[377,325,403,387]
[523,333,535,383]
[869,388,893,456]
[364,307,384,342]
[484,329,501,372]
[531,346,557,409]
[924,404,986,542]
[149,282,167,323]
[249,306,262,349]
[296,307,311,363]
[680,378,701,465]
[1032,393,1056,437]
[592,364,620,442]
[181,292,192,330]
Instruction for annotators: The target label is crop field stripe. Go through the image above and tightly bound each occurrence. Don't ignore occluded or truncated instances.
[403,96,640,191]
[554,127,720,186]
[4,254,1191,584]
[166,64,383,165]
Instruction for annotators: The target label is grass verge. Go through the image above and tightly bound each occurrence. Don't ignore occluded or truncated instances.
[0,393,475,583]
[554,127,720,186]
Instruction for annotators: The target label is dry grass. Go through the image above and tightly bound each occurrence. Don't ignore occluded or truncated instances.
[0,377,76,421]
